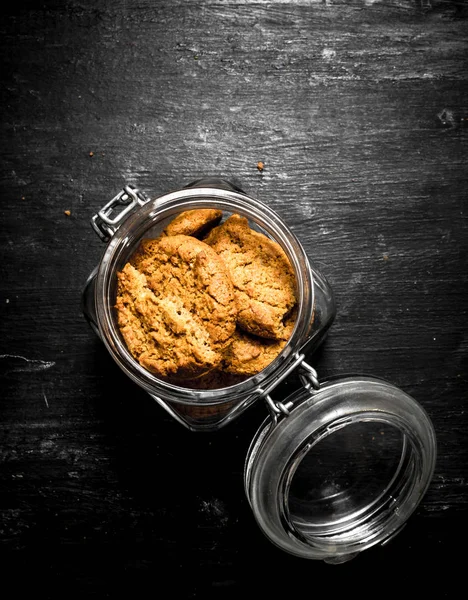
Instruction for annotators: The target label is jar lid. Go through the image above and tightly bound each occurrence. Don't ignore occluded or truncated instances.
[244,376,436,563]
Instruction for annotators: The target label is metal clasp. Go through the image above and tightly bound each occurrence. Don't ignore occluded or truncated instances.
[264,394,292,420]
[91,185,150,242]
[260,353,320,424]
[298,360,320,392]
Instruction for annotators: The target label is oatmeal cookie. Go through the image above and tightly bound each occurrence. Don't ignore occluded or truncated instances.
[204,214,297,339]
[162,208,222,238]
[116,235,237,379]
[222,328,286,376]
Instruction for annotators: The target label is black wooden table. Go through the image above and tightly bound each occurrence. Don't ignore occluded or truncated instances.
[1,1,467,597]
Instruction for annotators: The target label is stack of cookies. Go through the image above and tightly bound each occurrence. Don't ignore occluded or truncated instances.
[115,208,297,389]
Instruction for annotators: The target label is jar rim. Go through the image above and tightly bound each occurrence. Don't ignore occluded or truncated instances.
[244,376,437,561]
[94,186,315,405]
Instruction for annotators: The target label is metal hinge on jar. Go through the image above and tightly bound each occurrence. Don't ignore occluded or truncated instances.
[91,185,150,242]
[260,353,320,424]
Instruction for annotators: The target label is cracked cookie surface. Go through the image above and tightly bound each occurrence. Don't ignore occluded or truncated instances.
[204,214,297,340]
[115,235,237,379]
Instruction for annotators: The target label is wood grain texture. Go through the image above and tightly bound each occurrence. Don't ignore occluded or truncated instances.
[1,0,467,597]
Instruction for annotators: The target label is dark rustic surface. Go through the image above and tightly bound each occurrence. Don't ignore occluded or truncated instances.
[1,0,467,597]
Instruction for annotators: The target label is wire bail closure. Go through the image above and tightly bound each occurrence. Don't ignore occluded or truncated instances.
[91,185,150,242]
[298,361,320,391]
[261,353,320,424]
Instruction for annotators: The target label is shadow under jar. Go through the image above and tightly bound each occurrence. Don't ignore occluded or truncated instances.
[82,178,436,563]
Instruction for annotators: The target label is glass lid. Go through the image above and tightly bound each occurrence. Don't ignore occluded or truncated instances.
[244,376,436,563]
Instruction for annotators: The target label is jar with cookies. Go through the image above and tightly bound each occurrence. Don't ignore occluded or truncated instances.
[83,178,335,431]
[83,178,436,563]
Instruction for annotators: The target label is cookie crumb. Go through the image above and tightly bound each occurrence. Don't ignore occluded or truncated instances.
[64,210,71,216]
[257,161,264,171]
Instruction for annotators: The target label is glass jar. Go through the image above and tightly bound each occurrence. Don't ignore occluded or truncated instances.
[82,178,336,430]
[82,178,436,563]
